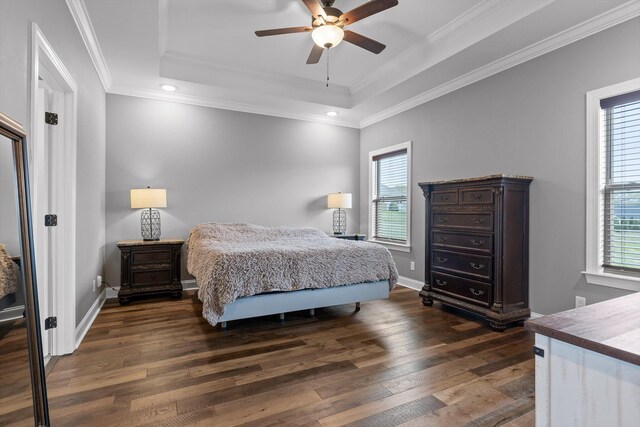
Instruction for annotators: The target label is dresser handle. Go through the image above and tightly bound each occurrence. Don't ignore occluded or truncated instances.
[470,263,485,270]
[471,193,482,200]
[470,239,485,246]
[435,279,447,286]
[473,218,485,224]
[438,217,448,223]
[437,237,448,242]
[441,194,449,200]
[469,288,485,296]
[437,257,448,263]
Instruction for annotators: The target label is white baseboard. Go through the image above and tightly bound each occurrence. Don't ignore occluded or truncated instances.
[0,304,25,323]
[182,279,198,291]
[105,286,119,299]
[397,276,423,291]
[75,289,106,349]
[530,311,544,319]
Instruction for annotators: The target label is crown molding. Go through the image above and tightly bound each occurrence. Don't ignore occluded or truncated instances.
[359,0,640,128]
[351,0,557,104]
[65,0,112,91]
[108,84,360,129]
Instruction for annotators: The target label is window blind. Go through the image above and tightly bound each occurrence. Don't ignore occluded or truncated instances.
[602,90,640,273]
[371,149,408,243]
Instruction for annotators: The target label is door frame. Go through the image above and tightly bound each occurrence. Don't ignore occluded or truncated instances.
[28,23,77,356]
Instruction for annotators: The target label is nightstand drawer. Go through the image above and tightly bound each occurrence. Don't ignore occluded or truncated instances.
[132,249,172,264]
[132,269,172,287]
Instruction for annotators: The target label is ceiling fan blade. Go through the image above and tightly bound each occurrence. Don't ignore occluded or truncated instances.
[340,0,398,25]
[343,30,386,54]
[255,26,313,37]
[301,0,327,19]
[306,44,324,64]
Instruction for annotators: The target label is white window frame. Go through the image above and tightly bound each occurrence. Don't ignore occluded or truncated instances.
[368,141,412,252]
[584,77,640,292]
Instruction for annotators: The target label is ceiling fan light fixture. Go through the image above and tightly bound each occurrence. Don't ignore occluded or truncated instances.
[312,24,344,49]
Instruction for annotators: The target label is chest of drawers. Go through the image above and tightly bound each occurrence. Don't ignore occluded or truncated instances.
[418,175,532,331]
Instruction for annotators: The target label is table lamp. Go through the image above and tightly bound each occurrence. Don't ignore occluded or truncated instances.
[130,187,167,241]
[327,192,352,234]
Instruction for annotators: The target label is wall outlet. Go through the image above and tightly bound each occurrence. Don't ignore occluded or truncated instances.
[92,279,96,292]
[575,296,586,308]
[410,261,415,271]
[97,275,103,288]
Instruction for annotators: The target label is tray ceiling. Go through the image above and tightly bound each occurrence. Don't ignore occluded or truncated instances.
[79,0,639,128]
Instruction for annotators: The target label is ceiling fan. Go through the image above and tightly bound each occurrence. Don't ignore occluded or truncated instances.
[255,0,399,65]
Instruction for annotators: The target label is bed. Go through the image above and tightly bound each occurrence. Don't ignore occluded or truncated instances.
[186,223,398,327]
[0,245,19,311]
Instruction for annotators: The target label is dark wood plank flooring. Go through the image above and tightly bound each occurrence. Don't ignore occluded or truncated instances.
[0,287,535,426]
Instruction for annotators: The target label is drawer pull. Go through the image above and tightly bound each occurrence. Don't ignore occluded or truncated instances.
[436,257,448,263]
[435,279,447,286]
[437,237,448,242]
[473,218,485,224]
[438,217,448,223]
[469,288,485,296]
[470,239,486,246]
[441,194,450,201]
[471,193,482,200]
[470,263,485,270]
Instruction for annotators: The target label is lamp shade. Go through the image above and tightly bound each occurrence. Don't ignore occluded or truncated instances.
[130,188,167,209]
[312,24,344,49]
[327,193,352,209]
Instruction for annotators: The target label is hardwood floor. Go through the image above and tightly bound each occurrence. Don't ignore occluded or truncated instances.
[0,287,535,426]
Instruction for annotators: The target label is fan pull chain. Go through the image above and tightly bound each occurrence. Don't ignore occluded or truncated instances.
[326,48,330,88]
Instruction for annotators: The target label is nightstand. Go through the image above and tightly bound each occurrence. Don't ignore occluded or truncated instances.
[330,234,366,241]
[116,239,184,304]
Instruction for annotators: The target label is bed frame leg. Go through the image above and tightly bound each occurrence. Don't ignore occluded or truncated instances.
[355,302,361,312]
[279,313,285,321]
[309,308,315,317]
[220,321,227,330]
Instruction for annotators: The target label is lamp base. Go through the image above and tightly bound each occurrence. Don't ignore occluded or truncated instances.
[332,209,347,234]
[141,208,161,240]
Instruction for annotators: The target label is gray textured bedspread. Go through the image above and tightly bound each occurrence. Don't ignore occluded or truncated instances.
[187,223,398,326]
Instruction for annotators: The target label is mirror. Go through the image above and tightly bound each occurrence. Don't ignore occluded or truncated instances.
[0,113,49,425]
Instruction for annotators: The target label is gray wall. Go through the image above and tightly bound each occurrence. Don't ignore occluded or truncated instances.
[0,0,106,326]
[105,94,360,287]
[360,17,640,315]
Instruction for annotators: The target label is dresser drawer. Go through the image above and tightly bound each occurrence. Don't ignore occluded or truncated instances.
[431,190,458,205]
[432,250,492,281]
[433,231,493,254]
[459,188,494,205]
[131,248,172,264]
[131,269,172,287]
[431,272,492,307]
[432,212,493,231]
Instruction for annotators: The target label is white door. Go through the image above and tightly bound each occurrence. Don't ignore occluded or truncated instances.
[33,80,58,358]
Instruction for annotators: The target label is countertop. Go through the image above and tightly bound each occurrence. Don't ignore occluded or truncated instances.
[526,292,640,366]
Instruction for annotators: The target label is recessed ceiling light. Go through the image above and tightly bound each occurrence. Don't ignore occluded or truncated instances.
[326,111,338,117]
[161,84,176,92]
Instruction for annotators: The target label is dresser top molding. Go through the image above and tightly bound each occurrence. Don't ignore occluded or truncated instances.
[418,174,534,186]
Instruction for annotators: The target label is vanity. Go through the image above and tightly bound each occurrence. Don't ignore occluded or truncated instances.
[526,293,640,427]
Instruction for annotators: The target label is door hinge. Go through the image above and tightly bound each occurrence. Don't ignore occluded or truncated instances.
[45,316,57,330]
[45,112,58,125]
[45,214,57,227]
[533,345,545,358]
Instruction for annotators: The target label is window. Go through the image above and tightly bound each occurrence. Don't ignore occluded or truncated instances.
[369,142,411,251]
[585,79,640,291]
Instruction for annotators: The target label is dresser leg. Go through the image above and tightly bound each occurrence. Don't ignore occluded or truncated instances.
[119,297,130,306]
[171,291,182,299]
[489,321,507,332]
[422,296,433,306]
